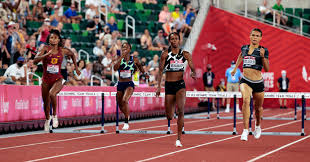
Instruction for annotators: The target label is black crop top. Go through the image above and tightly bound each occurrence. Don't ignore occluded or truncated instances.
[241,45,269,71]
[164,49,187,72]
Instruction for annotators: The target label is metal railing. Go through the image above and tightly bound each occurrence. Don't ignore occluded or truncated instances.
[242,0,310,37]
[126,15,135,38]
[213,0,310,37]
[90,75,103,86]
[26,72,42,85]
[78,49,90,62]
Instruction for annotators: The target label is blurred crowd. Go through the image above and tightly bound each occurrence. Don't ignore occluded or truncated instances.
[0,0,196,87]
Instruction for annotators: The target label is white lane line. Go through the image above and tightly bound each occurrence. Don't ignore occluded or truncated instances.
[25,121,242,162]
[0,110,293,151]
[247,135,310,162]
[0,117,215,150]
[136,120,301,162]
[25,111,297,162]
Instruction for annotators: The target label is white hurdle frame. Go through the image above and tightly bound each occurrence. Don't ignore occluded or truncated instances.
[50,91,108,134]
[115,92,172,135]
[183,91,309,136]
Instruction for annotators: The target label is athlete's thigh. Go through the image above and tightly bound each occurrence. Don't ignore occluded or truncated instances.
[240,83,253,99]
[50,79,64,95]
[253,92,264,108]
[116,91,124,104]
[176,88,186,111]
[123,87,134,102]
[165,94,176,113]
[41,82,51,102]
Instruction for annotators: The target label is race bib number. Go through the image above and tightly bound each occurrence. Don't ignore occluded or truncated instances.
[243,56,256,66]
[170,60,184,70]
[120,70,131,78]
[47,64,59,74]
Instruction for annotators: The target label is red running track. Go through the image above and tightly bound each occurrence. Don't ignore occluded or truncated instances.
[0,109,309,162]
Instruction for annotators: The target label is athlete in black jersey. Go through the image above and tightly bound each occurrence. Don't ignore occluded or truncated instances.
[114,42,148,130]
[156,32,196,147]
[231,28,270,141]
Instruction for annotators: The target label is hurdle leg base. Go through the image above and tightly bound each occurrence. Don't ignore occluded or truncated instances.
[167,131,171,134]
[301,133,305,136]
[116,130,120,134]
[232,132,237,135]
[249,132,253,135]
[182,131,185,134]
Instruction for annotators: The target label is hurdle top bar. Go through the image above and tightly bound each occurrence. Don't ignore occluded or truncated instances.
[57,91,310,99]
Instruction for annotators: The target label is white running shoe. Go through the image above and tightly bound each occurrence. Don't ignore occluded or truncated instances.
[240,129,249,141]
[44,118,51,131]
[175,140,183,147]
[236,108,241,113]
[122,123,129,130]
[254,126,262,139]
[225,108,230,113]
[52,115,59,128]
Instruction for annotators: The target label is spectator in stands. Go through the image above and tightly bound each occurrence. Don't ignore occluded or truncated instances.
[0,20,9,68]
[81,62,93,85]
[87,15,103,37]
[167,0,180,5]
[43,0,53,18]
[66,62,81,86]
[162,18,173,37]
[174,13,190,34]
[93,40,104,56]
[2,0,21,21]
[6,22,23,65]
[24,59,36,85]
[101,39,110,55]
[203,64,215,110]
[25,39,37,59]
[107,16,118,33]
[102,51,113,82]
[64,4,82,23]
[171,7,180,21]
[85,4,98,20]
[277,70,290,109]
[148,67,158,87]
[0,2,11,23]
[272,0,288,26]
[153,29,168,50]
[86,0,101,9]
[64,38,78,60]
[50,7,62,27]
[159,5,171,23]
[0,56,26,85]
[225,61,242,113]
[111,31,120,45]
[148,54,159,70]
[259,0,272,20]
[140,57,147,66]
[110,0,125,15]
[54,0,64,17]
[141,29,160,51]
[216,78,226,108]
[33,18,51,47]
[136,0,157,4]
[102,26,112,48]
[16,0,31,26]
[32,0,45,22]
[92,55,104,79]
[110,39,121,56]
[183,3,196,26]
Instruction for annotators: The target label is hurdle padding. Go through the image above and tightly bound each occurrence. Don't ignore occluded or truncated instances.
[50,92,108,134]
